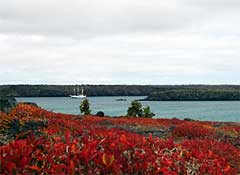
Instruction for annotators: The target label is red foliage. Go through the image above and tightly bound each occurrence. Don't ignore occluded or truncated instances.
[0,111,15,131]
[172,123,216,139]
[220,125,240,136]
[0,104,240,174]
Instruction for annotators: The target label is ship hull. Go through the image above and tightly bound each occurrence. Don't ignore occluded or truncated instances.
[70,95,87,99]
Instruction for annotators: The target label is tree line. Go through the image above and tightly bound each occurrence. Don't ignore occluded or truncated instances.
[144,89,240,101]
[1,84,240,97]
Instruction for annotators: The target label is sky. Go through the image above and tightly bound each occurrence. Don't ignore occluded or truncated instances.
[0,0,240,85]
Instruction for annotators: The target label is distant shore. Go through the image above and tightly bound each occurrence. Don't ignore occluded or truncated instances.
[1,85,240,101]
[140,89,240,101]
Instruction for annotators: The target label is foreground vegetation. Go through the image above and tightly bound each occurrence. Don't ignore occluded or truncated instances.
[0,104,240,174]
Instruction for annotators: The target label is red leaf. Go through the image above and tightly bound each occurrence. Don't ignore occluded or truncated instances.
[27,165,41,172]
[102,153,114,167]
[65,129,71,144]
[120,134,128,144]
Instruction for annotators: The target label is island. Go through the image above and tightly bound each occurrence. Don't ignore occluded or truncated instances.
[142,89,240,101]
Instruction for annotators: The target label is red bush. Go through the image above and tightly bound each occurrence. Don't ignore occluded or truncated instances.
[172,123,216,139]
[0,105,239,174]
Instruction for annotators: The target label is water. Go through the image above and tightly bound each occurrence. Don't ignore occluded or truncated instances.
[16,96,240,122]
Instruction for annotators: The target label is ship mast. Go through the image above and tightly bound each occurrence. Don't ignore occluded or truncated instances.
[77,85,80,95]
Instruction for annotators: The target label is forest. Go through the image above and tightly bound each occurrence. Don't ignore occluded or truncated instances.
[0,85,240,100]
[143,89,240,101]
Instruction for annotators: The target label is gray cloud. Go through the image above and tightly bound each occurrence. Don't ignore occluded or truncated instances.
[0,0,239,37]
[0,0,240,84]
[0,0,206,37]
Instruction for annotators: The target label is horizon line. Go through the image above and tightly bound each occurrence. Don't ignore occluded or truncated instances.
[1,84,240,86]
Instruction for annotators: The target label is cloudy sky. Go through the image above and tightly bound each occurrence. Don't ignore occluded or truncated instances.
[0,0,240,85]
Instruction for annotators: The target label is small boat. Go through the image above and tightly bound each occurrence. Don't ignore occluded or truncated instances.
[70,86,86,99]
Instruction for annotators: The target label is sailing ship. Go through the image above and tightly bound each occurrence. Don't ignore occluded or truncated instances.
[70,85,87,98]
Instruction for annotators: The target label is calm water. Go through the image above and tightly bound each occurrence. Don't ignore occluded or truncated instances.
[17,96,240,122]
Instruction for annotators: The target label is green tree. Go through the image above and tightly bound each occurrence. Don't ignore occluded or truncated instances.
[127,101,143,117]
[80,99,91,115]
[143,106,155,118]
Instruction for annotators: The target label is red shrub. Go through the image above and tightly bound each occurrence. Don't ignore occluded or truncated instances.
[172,123,216,139]
[0,105,239,174]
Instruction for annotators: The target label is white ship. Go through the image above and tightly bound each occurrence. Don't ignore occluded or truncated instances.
[70,86,86,98]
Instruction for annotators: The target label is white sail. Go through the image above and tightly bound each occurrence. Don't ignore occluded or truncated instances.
[70,86,87,99]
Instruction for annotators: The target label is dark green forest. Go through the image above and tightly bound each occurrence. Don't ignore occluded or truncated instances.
[0,85,240,101]
[0,85,161,97]
[143,89,240,101]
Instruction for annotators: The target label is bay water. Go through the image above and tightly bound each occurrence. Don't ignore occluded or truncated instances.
[17,96,240,122]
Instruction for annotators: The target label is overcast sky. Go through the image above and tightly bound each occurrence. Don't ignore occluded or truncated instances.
[0,0,240,85]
